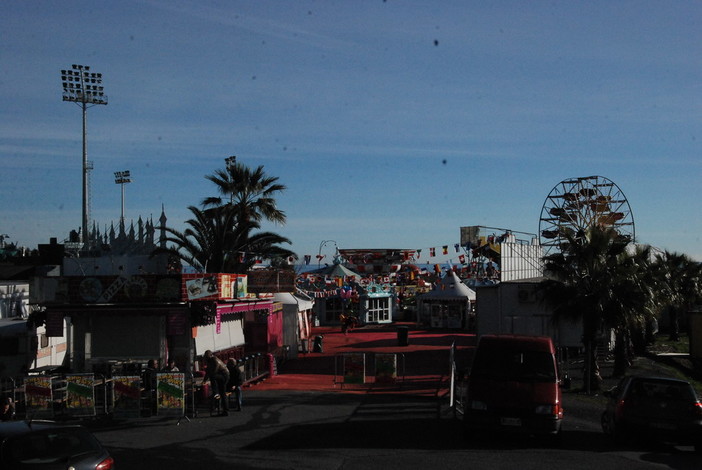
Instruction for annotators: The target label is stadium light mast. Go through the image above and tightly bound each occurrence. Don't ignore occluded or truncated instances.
[60,64,108,245]
[114,170,131,228]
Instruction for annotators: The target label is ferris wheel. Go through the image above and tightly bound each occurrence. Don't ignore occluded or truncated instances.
[538,175,635,255]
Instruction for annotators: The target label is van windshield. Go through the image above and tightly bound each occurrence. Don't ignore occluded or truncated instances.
[471,350,556,382]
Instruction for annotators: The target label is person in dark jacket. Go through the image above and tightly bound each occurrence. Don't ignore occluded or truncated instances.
[204,350,230,416]
[1,397,15,421]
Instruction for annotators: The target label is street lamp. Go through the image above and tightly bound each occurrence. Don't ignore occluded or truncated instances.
[224,156,237,204]
[318,240,337,267]
[114,170,131,227]
[60,64,108,245]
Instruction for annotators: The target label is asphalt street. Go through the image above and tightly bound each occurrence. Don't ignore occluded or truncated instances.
[85,389,702,470]
[82,324,702,470]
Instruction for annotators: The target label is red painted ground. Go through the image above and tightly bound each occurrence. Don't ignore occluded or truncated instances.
[249,323,477,397]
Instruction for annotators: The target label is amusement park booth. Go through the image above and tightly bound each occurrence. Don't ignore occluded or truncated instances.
[33,272,290,375]
[417,271,476,330]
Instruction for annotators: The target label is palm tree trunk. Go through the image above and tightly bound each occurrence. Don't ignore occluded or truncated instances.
[613,329,631,377]
[669,306,681,341]
[583,340,603,393]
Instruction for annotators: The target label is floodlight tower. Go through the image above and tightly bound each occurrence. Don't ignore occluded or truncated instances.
[60,64,108,245]
[114,170,131,228]
[225,155,237,203]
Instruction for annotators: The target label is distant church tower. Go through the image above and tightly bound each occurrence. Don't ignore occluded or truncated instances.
[159,204,168,249]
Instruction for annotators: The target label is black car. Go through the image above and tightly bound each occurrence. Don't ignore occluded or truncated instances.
[601,375,702,451]
[0,420,115,469]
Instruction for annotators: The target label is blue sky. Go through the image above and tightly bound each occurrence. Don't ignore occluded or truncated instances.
[2,0,701,263]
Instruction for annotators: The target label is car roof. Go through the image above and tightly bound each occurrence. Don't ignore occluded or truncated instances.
[628,375,692,385]
[0,420,84,439]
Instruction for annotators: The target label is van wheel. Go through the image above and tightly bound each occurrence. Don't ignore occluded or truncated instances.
[601,411,612,435]
[542,429,562,447]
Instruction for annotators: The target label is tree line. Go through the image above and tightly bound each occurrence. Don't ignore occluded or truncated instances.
[540,226,701,392]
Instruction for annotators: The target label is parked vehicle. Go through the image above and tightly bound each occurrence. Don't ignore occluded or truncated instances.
[601,375,702,451]
[462,334,563,441]
[0,420,115,469]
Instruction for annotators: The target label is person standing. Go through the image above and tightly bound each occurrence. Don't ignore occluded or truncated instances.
[142,359,159,415]
[203,350,230,416]
[226,358,244,411]
[1,397,15,421]
[162,360,179,372]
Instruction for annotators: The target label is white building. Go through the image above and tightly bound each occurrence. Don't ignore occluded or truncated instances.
[475,278,582,348]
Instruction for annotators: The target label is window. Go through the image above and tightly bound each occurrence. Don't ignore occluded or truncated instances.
[367,297,390,323]
[324,297,343,323]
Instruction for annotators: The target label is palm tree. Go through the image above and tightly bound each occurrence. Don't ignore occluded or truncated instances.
[153,158,296,273]
[156,204,295,273]
[607,244,659,376]
[202,159,286,227]
[653,251,702,341]
[539,226,657,391]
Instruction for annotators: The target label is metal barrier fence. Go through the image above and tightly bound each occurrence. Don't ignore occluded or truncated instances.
[0,354,271,422]
[333,352,407,389]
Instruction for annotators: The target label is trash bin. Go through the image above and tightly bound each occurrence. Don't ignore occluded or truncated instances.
[313,335,324,353]
[397,326,409,346]
[300,338,309,354]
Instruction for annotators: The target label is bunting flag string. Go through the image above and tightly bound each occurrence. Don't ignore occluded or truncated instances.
[300,230,517,266]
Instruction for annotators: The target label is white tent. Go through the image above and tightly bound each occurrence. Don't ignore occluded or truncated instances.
[273,292,315,355]
[421,271,476,300]
[417,271,476,329]
[273,292,314,311]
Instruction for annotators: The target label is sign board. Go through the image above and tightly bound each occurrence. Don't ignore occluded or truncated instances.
[343,353,366,384]
[375,354,397,384]
[156,373,185,417]
[65,374,96,416]
[24,376,53,418]
[112,376,142,419]
[183,274,247,301]
[37,275,182,305]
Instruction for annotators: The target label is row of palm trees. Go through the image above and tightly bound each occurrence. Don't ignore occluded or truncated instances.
[540,226,702,392]
[155,159,296,273]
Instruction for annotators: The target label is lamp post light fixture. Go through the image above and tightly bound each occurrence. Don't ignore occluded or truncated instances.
[60,64,108,245]
[224,156,237,204]
[318,239,338,267]
[114,170,131,227]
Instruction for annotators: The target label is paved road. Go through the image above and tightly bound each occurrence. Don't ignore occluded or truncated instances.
[86,390,702,470]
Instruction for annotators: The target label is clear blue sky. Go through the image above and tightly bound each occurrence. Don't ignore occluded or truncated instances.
[2,0,700,263]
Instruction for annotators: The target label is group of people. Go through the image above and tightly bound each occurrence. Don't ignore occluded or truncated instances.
[202,350,244,416]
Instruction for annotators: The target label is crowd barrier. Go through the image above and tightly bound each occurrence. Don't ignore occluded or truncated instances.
[333,352,407,389]
[0,354,271,421]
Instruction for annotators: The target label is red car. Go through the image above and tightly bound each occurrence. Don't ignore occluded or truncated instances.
[601,375,702,452]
